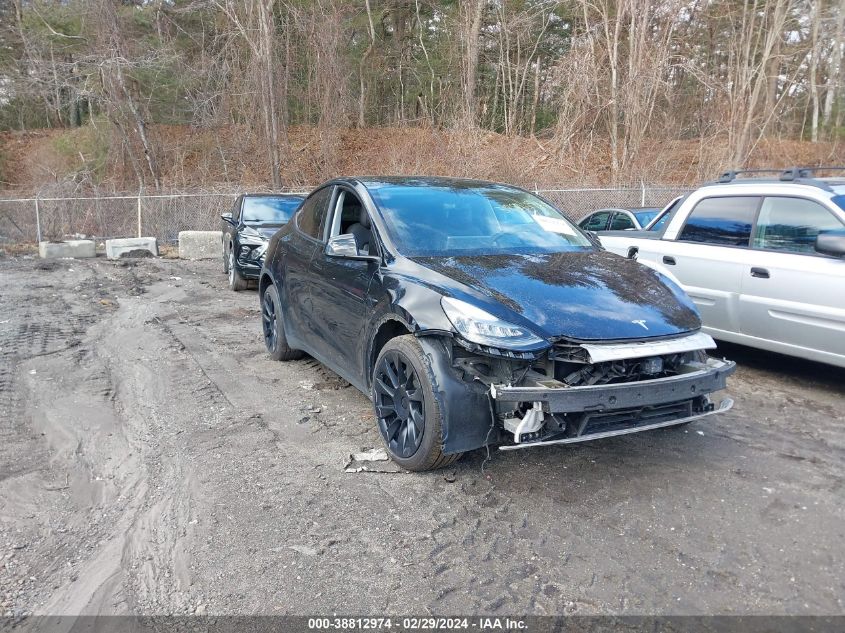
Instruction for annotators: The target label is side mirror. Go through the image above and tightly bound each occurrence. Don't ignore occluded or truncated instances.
[815,231,845,258]
[325,234,379,261]
[221,213,236,226]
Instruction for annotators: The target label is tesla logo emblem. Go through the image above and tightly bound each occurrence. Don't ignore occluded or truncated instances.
[632,320,649,330]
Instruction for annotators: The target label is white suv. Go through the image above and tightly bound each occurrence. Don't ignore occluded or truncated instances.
[598,168,845,368]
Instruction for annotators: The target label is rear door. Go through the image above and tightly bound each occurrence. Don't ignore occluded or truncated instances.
[739,196,845,358]
[663,196,760,335]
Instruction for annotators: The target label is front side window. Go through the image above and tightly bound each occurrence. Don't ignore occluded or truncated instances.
[752,197,845,254]
[297,187,333,241]
[609,212,636,230]
[678,196,760,246]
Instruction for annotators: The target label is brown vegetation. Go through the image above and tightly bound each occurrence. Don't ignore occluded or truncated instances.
[1,124,841,195]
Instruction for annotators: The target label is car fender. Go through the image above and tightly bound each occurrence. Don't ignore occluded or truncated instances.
[416,336,497,455]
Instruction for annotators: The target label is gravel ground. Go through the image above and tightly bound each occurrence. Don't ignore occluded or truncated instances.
[0,256,843,618]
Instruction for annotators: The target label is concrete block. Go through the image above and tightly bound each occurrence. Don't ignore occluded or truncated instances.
[105,237,158,259]
[178,231,223,260]
[39,240,96,259]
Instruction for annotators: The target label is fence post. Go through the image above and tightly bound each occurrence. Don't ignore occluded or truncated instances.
[640,180,646,207]
[137,192,142,238]
[34,196,42,243]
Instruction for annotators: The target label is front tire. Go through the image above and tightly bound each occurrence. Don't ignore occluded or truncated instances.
[261,285,304,361]
[228,249,248,291]
[372,335,461,471]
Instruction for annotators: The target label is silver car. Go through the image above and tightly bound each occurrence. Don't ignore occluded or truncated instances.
[598,168,845,368]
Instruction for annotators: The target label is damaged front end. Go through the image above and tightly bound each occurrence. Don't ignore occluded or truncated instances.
[438,330,734,452]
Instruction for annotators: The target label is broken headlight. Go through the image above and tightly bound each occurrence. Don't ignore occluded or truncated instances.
[441,297,545,350]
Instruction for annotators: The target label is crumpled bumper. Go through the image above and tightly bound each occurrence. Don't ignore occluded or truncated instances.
[491,357,736,449]
[492,357,735,412]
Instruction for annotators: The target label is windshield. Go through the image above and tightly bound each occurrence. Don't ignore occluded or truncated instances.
[633,209,660,225]
[242,196,303,224]
[369,184,592,256]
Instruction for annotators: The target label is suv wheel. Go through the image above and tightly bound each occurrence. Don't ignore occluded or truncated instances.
[372,335,461,471]
[228,249,248,291]
[261,285,304,361]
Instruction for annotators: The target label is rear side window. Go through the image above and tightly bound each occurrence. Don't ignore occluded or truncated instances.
[583,211,610,231]
[609,212,635,230]
[679,196,759,246]
[297,187,333,241]
[753,197,845,254]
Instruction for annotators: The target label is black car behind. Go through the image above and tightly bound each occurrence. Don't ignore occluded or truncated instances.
[221,193,305,290]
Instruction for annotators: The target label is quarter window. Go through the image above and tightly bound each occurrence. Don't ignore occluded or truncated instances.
[297,187,333,241]
[679,196,759,246]
[753,197,845,254]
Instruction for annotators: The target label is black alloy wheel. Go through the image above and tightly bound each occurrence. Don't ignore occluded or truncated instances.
[262,290,278,353]
[261,285,304,361]
[374,351,426,458]
[372,335,460,471]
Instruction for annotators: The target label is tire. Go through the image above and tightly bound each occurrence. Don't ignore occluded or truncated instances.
[222,241,229,274]
[228,249,249,291]
[261,284,304,361]
[372,335,461,471]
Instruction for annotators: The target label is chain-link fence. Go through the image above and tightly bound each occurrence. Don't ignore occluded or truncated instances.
[537,186,692,223]
[0,184,693,245]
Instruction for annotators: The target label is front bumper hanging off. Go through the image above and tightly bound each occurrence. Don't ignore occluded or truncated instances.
[491,357,736,450]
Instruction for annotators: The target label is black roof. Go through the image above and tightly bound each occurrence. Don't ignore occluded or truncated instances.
[338,176,524,190]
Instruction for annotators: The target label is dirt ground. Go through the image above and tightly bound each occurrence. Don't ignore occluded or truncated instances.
[0,256,843,619]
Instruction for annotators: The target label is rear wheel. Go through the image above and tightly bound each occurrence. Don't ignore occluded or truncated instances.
[228,249,248,291]
[261,285,304,361]
[372,335,461,471]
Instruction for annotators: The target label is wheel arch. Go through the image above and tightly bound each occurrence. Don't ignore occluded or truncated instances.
[366,316,413,388]
[259,271,273,298]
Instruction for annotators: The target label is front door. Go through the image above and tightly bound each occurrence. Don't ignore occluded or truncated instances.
[308,188,379,381]
[281,186,334,346]
[739,196,845,360]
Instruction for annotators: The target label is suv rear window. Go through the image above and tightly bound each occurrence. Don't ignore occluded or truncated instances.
[678,196,759,246]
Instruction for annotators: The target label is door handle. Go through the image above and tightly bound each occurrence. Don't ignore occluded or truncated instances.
[663,256,676,265]
[750,267,770,279]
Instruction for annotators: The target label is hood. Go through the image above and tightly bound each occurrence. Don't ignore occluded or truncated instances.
[410,250,700,342]
[241,225,281,240]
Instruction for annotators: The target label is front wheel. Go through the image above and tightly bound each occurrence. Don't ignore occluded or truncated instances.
[261,285,304,361]
[228,249,248,291]
[372,335,461,471]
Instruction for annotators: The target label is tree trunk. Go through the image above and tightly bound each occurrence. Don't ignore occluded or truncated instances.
[823,0,845,134]
[462,0,485,127]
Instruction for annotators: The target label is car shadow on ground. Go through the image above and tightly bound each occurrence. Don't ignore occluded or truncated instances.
[713,340,845,394]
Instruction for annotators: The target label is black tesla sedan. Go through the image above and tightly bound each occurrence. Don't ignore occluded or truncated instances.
[221,193,305,290]
[259,177,735,471]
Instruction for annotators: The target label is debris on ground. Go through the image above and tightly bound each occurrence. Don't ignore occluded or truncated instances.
[344,447,401,473]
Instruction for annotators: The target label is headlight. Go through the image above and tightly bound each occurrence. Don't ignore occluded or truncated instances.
[441,297,545,349]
